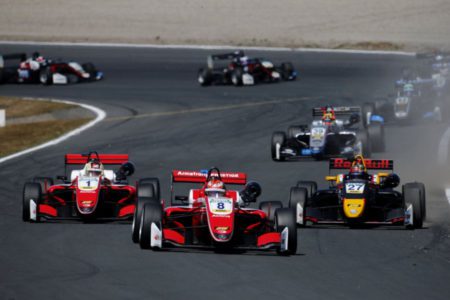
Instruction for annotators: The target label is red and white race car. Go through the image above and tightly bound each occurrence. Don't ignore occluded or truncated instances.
[22,152,159,222]
[132,167,297,255]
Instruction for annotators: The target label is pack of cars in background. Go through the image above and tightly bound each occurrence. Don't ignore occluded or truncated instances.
[197,50,297,86]
[22,152,158,222]
[271,106,385,161]
[365,52,450,124]
[288,155,425,229]
[0,52,103,85]
[132,167,298,255]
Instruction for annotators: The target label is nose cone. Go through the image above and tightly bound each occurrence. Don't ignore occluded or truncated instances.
[343,198,365,218]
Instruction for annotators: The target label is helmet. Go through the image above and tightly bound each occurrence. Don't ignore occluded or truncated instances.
[85,159,103,177]
[350,162,365,173]
[241,181,261,203]
[205,178,225,197]
[322,106,336,125]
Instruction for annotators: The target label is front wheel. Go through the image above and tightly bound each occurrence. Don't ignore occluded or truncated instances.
[259,201,283,223]
[39,67,53,85]
[403,182,425,229]
[132,196,159,243]
[139,203,163,250]
[289,187,308,226]
[275,208,297,255]
[23,182,42,222]
[271,131,286,161]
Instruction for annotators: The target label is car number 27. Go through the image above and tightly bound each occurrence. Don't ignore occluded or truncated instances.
[346,183,365,194]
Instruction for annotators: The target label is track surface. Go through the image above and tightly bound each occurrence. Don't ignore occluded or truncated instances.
[1,45,450,300]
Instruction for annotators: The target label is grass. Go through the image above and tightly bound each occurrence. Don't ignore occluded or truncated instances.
[0,96,77,118]
[0,119,91,157]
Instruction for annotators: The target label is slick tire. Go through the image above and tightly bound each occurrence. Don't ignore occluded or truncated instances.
[271,131,286,161]
[287,126,304,139]
[367,123,385,152]
[357,130,372,158]
[403,183,425,229]
[33,177,54,197]
[39,67,53,85]
[138,178,161,200]
[362,102,375,128]
[198,68,213,86]
[231,68,243,86]
[139,202,163,250]
[259,201,283,223]
[280,62,295,80]
[132,196,159,243]
[289,187,308,226]
[296,181,317,198]
[23,182,42,222]
[275,208,297,255]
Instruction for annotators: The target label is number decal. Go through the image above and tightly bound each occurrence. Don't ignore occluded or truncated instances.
[346,183,365,194]
[217,202,225,210]
[208,198,233,214]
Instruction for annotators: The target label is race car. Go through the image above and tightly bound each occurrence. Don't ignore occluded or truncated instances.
[271,106,385,161]
[197,50,297,86]
[366,65,447,123]
[22,152,159,222]
[132,167,297,255]
[0,52,103,85]
[289,155,426,229]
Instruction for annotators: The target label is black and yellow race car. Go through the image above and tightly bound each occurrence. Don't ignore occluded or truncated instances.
[288,155,425,229]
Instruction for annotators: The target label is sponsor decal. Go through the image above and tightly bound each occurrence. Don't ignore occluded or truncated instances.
[332,158,392,169]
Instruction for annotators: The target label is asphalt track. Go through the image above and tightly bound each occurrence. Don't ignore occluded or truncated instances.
[1,44,450,300]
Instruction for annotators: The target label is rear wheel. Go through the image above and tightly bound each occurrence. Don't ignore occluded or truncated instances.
[33,177,53,197]
[259,201,283,223]
[271,131,286,161]
[39,67,52,85]
[289,187,308,226]
[132,196,160,243]
[198,68,213,86]
[139,202,163,250]
[362,103,375,127]
[275,208,297,255]
[296,181,317,198]
[403,183,425,229]
[367,123,385,152]
[231,68,243,86]
[138,178,160,200]
[357,130,372,157]
[23,182,42,222]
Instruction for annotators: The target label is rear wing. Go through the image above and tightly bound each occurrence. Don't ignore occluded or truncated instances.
[172,170,247,185]
[65,154,129,165]
[312,106,361,118]
[207,51,244,69]
[0,53,26,68]
[329,158,394,170]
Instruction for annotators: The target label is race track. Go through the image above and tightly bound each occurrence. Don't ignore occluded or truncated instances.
[1,44,450,300]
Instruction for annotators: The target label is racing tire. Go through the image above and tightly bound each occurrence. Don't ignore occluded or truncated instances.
[280,62,295,81]
[296,181,317,198]
[362,103,375,128]
[357,130,372,158]
[138,178,161,200]
[271,131,286,161]
[82,62,97,74]
[231,68,243,86]
[289,187,308,226]
[23,182,42,222]
[132,196,160,243]
[287,126,304,139]
[275,208,297,255]
[198,68,213,86]
[139,202,163,250]
[39,67,53,85]
[259,201,283,223]
[403,183,425,229]
[67,74,79,84]
[33,177,54,196]
[367,123,385,152]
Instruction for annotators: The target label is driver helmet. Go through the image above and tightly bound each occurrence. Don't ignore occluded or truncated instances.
[322,106,336,125]
[349,158,367,178]
[205,178,225,197]
[85,159,104,177]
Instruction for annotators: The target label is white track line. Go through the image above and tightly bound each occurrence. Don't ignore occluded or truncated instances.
[437,126,450,164]
[0,40,415,56]
[0,98,106,164]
